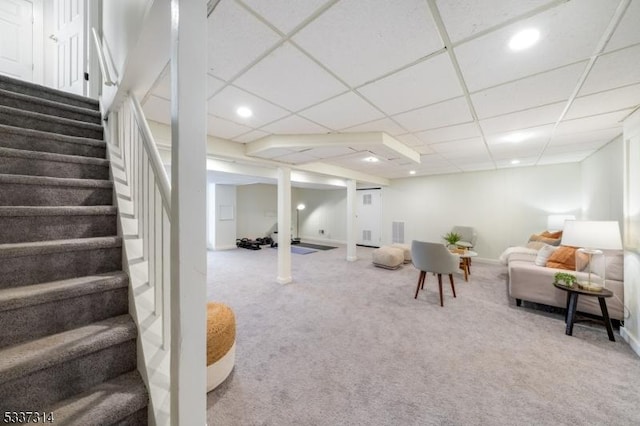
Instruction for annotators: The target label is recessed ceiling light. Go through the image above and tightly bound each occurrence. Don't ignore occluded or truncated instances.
[511,159,521,165]
[236,106,253,118]
[503,132,531,143]
[508,28,540,51]
[409,170,416,175]
[363,156,379,163]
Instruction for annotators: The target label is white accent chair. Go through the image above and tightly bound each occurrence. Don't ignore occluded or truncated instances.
[452,226,477,249]
[411,241,459,307]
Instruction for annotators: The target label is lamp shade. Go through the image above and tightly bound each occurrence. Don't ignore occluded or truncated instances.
[547,214,575,231]
[561,220,622,250]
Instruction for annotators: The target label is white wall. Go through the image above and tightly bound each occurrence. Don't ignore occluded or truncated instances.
[207,183,237,250]
[294,187,347,243]
[236,184,278,239]
[581,136,624,224]
[383,164,582,260]
[622,109,640,356]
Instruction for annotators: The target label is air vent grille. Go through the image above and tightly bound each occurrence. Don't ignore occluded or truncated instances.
[392,221,405,244]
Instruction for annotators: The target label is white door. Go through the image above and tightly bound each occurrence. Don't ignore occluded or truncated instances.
[0,0,33,81]
[52,0,84,95]
[356,188,382,247]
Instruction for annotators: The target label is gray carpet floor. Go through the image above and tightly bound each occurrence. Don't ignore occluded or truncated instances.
[206,244,640,425]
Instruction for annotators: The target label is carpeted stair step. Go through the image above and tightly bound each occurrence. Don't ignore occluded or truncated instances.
[0,174,113,206]
[0,206,117,243]
[0,105,103,139]
[0,272,129,348]
[0,124,106,158]
[0,88,101,124]
[0,315,137,411]
[0,147,109,179]
[0,73,99,110]
[0,237,122,289]
[45,371,148,426]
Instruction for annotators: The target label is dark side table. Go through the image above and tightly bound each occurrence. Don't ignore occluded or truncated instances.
[553,283,615,341]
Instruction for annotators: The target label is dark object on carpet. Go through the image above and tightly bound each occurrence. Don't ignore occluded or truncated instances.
[297,242,337,250]
[0,74,147,421]
[236,238,261,250]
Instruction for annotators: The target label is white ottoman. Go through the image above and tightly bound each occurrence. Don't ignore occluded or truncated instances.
[372,246,404,270]
[391,243,412,263]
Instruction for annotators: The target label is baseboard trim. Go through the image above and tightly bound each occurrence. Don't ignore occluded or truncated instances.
[620,327,640,358]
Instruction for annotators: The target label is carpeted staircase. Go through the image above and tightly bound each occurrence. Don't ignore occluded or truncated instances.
[0,75,148,425]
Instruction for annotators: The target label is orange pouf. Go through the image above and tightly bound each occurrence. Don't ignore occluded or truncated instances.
[206,302,236,391]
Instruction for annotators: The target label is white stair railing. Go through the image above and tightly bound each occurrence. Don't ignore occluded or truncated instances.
[106,95,172,425]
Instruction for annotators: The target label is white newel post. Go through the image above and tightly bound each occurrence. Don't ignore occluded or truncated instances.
[170,0,207,424]
[277,167,292,284]
[346,179,357,261]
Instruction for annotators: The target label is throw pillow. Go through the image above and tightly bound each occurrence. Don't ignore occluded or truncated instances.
[528,233,561,246]
[604,251,624,281]
[546,246,589,270]
[526,241,547,250]
[535,245,557,266]
[541,230,563,239]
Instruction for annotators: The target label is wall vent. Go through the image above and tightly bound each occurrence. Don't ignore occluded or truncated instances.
[392,221,405,244]
[363,194,372,205]
[362,230,372,241]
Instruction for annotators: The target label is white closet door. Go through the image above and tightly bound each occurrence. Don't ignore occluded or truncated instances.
[356,188,382,247]
[52,0,85,95]
[0,0,33,81]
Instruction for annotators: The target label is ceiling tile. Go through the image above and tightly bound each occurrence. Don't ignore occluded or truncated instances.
[456,161,497,173]
[233,130,270,143]
[342,118,406,136]
[479,101,564,135]
[208,85,289,128]
[579,44,640,96]
[357,53,463,115]
[414,144,436,155]
[471,61,585,119]
[393,97,473,132]
[544,139,608,155]
[496,157,538,168]
[537,151,594,165]
[234,42,347,111]
[454,0,618,91]
[292,0,443,87]
[485,124,554,146]
[208,0,282,80]
[260,114,331,134]
[566,83,640,120]
[549,127,621,147]
[299,92,384,130]
[430,137,486,154]
[605,0,640,52]
[436,0,554,43]
[142,95,170,124]
[207,115,253,140]
[488,140,546,160]
[556,109,633,135]
[241,0,330,34]
[415,122,481,144]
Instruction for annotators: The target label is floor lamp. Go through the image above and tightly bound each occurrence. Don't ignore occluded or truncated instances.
[295,203,305,242]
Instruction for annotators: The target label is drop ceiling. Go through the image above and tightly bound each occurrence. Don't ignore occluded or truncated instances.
[142,0,640,180]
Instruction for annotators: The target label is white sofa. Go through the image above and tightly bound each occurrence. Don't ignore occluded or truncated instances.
[504,247,625,320]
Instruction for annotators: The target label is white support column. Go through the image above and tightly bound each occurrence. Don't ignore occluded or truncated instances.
[169,1,207,425]
[346,179,357,261]
[277,167,292,284]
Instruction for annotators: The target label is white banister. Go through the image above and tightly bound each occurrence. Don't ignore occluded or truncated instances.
[90,27,117,87]
[106,94,174,424]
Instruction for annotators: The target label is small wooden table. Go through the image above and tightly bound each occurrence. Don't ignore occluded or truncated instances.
[553,282,615,341]
[452,250,477,281]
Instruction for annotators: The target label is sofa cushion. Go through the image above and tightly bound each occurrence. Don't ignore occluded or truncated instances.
[535,245,557,266]
[605,251,624,281]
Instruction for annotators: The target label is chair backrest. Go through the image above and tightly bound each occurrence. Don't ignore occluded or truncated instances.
[452,226,477,245]
[411,240,459,274]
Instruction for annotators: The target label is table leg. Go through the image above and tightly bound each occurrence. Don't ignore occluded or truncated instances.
[564,292,571,323]
[565,293,579,336]
[463,259,469,281]
[598,297,616,342]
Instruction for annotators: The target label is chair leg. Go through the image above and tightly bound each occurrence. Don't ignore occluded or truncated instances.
[421,271,426,289]
[414,271,425,299]
[449,274,456,298]
[437,273,444,307]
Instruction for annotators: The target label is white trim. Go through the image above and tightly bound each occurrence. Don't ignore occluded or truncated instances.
[620,327,640,358]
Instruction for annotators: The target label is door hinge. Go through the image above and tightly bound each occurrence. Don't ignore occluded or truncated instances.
[84,72,89,81]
